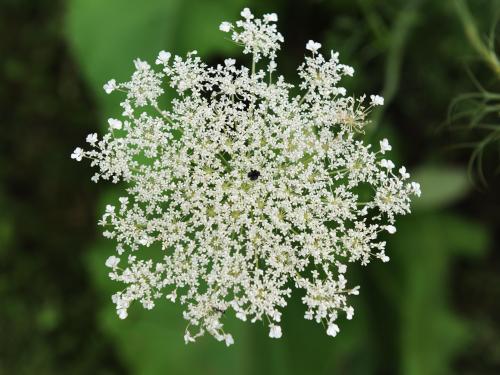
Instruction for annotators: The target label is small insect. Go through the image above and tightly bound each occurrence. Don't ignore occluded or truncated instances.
[247,170,261,181]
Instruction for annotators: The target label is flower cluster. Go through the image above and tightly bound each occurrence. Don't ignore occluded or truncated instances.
[72,8,420,345]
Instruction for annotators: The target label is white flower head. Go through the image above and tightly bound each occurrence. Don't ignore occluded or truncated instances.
[306,40,321,53]
[184,332,195,344]
[399,166,410,179]
[370,94,384,106]
[380,159,395,170]
[343,65,354,76]
[134,58,150,70]
[326,323,340,337]
[72,8,419,346]
[117,308,128,319]
[236,311,247,321]
[155,50,171,65]
[219,21,232,33]
[269,325,282,339]
[240,7,254,20]
[103,79,116,94]
[264,13,278,22]
[225,334,234,346]
[105,255,120,268]
[379,138,392,154]
[346,306,354,320]
[224,58,236,67]
[411,182,422,197]
[86,133,98,145]
[70,147,84,161]
[166,290,177,302]
[385,225,397,234]
[108,118,122,130]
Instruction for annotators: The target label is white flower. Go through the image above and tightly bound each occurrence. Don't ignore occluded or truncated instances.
[224,58,236,67]
[219,21,231,33]
[138,235,151,247]
[380,159,395,170]
[306,40,321,53]
[370,94,384,106]
[155,50,171,65]
[166,290,177,302]
[72,8,419,346]
[86,133,98,145]
[268,60,277,73]
[117,308,128,319]
[269,325,282,339]
[326,323,340,337]
[240,7,254,20]
[346,306,354,320]
[385,225,397,234]
[411,182,422,197]
[184,332,195,344]
[264,13,278,22]
[337,263,347,274]
[70,147,84,161]
[379,138,392,154]
[225,334,234,346]
[236,311,247,321]
[105,255,120,268]
[103,79,116,94]
[343,65,354,76]
[108,118,122,130]
[134,58,150,70]
[399,166,410,179]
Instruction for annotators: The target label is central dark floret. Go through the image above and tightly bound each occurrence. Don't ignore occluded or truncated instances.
[247,170,261,181]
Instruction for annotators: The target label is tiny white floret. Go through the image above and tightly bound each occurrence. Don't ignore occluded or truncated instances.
[380,159,395,170]
[306,40,321,53]
[105,255,120,268]
[108,118,122,130]
[219,21,231,33]
[224,58,236,67]
[70,147,84,161]
[225,334,234,346]
[240,8,254,20]
[269,325,282,339]
[379,138,392,154]
[86,133,98,145]
[264,13,278,22]
[370,94,384,106]
[156,50,171,65]
[103,79,116,94]
[327,323,340,337]
[385,225,397,234]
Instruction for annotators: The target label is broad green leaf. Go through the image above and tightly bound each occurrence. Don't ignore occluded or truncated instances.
[389,213,488,375]
[66,0,246,116]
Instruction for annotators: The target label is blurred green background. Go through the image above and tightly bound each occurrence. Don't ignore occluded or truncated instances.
[1,0,499,374]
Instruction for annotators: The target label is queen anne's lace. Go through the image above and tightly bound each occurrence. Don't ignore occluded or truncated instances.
[72,8,420,345]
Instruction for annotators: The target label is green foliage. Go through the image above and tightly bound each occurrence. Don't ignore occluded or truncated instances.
[66,0,246,115]
[392,213,488,375]
[447,0,500,185]
[411,165,470,211]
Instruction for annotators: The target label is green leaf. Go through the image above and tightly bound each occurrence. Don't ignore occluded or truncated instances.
[66,0,245,116]
[389,213,488,375]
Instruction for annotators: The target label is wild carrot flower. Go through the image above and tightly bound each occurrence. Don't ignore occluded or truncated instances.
[72,8,420,345]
